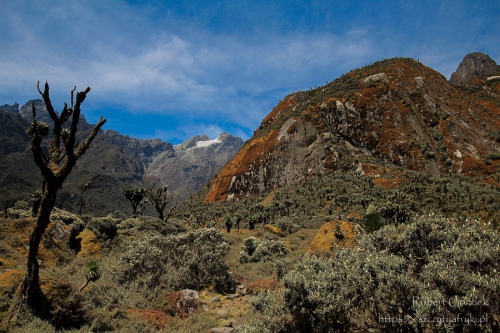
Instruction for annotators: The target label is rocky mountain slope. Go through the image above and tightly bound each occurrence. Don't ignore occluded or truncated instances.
[450,52,500,85]
[204,54,500,202]
[145,133,244,199]
[0,101,243,214]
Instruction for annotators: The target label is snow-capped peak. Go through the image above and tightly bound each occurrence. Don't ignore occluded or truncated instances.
[195,135,221,148]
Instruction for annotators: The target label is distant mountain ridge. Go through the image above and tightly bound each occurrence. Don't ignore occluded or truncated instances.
[0,101,243,215]
[204,53,500,202]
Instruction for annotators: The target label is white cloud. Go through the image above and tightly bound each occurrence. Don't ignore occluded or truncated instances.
[0,0,376,115]
[2,0,498,143]
[155,124,224,143]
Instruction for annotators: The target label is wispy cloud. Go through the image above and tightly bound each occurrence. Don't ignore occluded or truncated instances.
[1,0,498,143]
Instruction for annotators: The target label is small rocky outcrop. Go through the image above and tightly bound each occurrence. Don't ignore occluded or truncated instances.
[450,52,499,85]
[162,289,200,318]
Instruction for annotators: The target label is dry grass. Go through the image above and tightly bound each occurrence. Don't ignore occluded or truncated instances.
[0,213,342,332]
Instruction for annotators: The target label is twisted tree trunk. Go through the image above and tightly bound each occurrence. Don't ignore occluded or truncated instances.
[7,81,106,326]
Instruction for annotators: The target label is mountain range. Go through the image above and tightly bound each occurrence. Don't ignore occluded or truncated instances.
[1,52,499,215]
[1,52,500,333]
[0,102,243,215]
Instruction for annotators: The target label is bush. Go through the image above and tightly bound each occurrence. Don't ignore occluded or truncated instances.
[6,201,31,219]
[245,290,290,333]
[120,228,235,293]
[86,215,117,240]
[248,215,500,332]
[276,217,301,234]
[49,208,83,225]
[117,216,186,235]
[362,204,385,233]
[239,237,288,263]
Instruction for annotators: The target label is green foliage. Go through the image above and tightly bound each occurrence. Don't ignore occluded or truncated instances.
[49,207,83,225]
[486,152,500,161]
[333,223,343,239]
[276,217,301,234]
[239,237,288,263]
[362,205,385,233]
[26,121,49,137]
[79,259,101,292]
[6,200,32,218]
[246,290,290,333]
[9,311,58,333]
[176,166,500,235]
[378,201,409,224]
[248,215,500,332]
[120,228,235,293]
[86,259,101,282]
[117,216,186,236]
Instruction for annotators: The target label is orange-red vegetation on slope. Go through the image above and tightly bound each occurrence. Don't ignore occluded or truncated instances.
[247,278,278,294]
[461,157,498,177]
[0,269,24,291]
[207,58,500,202]
[260,94,299,128]
[372,177,404,189]
[204,128,279,202]
[75,229,100,258]
[127,309,171,329]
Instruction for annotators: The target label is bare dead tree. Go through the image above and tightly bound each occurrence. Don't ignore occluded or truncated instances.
[3,200,8,218]
[145,185,177,221]
[78,181,95,215]
[9,81,106,322]
[122,186,146,217]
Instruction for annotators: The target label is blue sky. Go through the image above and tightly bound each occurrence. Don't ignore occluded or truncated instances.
[1,0,499,144]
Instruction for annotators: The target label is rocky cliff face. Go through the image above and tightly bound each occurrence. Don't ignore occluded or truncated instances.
[145,133,244,199]
[450,52,499,85]
[0,102,243,214]
[205,57,500,202]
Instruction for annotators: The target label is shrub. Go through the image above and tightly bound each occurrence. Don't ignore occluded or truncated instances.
[49,208,83,225]
[86,215,117,240]
[6,201,31,218]
[120,228,235,293]
[117,216,186,236]
[239,237,288,263]
[245,290,290,333]
[486,152,500,161]
[362,204,385,233]
[276,217,301,234]
[333,223,343,239]
[247,215,500,332]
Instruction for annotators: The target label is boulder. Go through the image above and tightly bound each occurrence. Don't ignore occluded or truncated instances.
[162,289,200,318]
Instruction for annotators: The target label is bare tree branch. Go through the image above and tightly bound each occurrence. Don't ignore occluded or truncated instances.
[11,82,107,322]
